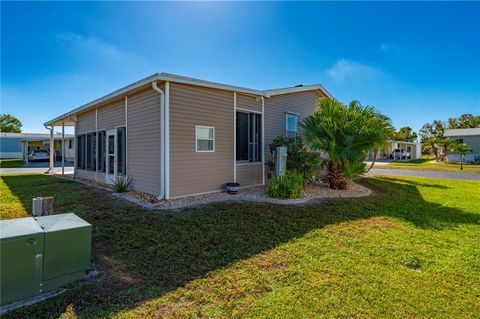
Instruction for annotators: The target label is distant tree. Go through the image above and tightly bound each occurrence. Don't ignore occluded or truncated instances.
[450,143,473,170]
[447,117,459,129]
[420,120,445,142]
[0,114,22,133]
[447,114,480,129]
[422,136,440,161]
[393,126,418,142]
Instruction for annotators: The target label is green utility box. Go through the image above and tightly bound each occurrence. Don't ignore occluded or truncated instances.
[0,213,92,306]
[0,218,45,305]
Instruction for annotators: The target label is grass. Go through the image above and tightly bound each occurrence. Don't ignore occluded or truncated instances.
[373,157,480,173]
[1,174,479,318]
[0,158,24,168]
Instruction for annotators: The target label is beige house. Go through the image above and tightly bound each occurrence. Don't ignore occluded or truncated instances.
[444,128,480,162]
[44,73,331,199]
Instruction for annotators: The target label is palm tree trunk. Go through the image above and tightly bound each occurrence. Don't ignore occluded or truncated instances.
[328,161,347,190]
[366,149,378,173]
[460,155,463,170]
[328,161,340,189]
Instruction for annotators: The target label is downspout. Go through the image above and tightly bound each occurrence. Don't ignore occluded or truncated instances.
[152,81,165,200]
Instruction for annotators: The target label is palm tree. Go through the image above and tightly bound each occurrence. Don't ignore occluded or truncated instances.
[301,98,393,190]
[450,143,472,170]
[422,136,440,161]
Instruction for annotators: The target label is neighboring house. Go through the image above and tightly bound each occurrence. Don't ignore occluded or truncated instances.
[0,132,75,161]
[444,128,480,162]
[367,140,423,161]
[44,73,332,199]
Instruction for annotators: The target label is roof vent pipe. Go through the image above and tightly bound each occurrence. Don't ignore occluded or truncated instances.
[152,81,165,200]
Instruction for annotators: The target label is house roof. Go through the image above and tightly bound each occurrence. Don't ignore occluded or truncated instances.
[0,132,74,141]
[44,73,333,127]
[444,128,480,137]
[389,140,422,145]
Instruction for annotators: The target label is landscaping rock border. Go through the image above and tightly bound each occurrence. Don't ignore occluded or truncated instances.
[57,175,372,211]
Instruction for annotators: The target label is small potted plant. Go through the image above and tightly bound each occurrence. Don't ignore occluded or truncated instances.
[225,182,240,194]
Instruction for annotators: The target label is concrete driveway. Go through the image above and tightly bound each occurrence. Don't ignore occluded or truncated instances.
[1,161,74,175]
[369,168,479,181]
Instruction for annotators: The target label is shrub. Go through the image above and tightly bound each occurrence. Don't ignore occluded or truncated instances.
[267,171,304,199]
[112,176,132,193]
[267,136,320,181]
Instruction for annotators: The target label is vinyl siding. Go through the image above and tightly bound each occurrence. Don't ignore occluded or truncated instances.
[77,109,96,134]
[236,163,263,187]
[237,93,262,113]
[452,136,480,153]
[127,87,162,195]
[97,98,125,130]
[264,90,323,173]
[169,83,234,198]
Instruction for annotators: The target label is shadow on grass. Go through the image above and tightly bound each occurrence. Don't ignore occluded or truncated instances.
[1,174,478,318]
[374,176,451,189]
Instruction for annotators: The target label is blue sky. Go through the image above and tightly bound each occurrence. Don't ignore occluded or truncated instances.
[1,1,479,134]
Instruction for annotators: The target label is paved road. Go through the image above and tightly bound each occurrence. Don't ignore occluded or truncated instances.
[0,167,74,175]
[369,168,479,181]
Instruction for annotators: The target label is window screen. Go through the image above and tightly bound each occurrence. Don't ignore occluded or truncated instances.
[196,126,215,152]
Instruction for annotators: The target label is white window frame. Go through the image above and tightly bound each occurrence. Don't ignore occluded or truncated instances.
[285,112,299,137]
[195,125,215,152]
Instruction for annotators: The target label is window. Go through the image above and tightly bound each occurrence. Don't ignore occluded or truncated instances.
[85,132,96,171]
[455,138,464,144]
[68,139,73,149]
[76,134,85,169]
[196,126,215,152]
[236,111,261,162]
[117,127,126,175]
[285,113,298,137]
[98,131,106,172]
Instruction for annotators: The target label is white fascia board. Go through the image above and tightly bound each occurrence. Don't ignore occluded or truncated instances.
[263,84,333,99]
[44,72,333,126]
[44,73,264,126]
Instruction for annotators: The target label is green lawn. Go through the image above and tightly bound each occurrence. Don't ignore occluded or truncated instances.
[1,174,479,318]
[0,158,24,168]
[372,158,480,173]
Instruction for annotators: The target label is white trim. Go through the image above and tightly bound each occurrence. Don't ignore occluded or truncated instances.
[236,107,262,114]
[61,122,65,176]
[285,112,299,137]
[165,81,170,200]
[195,125,215,152]
[236,162,263,166]
[95,108,98,181]
[44,73,332,127]
[261,96,265,185]
[233,92,237,183]
[125,96,128,176]
[105,129,117,183]
[264,84,333,98]
[151,81,165,200]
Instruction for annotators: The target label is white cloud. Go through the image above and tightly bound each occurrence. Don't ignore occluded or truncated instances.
[326,59,381,83]
[57,32,125,60]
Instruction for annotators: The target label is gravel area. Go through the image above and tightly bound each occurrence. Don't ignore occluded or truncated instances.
[151,182,371,210]
[68,176,371,211]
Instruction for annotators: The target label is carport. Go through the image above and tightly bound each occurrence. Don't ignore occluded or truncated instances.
[44,116,76,176]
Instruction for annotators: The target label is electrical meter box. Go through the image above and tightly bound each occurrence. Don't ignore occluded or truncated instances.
[0,217,45,305]
[35,213,92,292]
[0,213,92,306]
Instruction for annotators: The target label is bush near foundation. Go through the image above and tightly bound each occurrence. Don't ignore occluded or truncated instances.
[267,171,304,199]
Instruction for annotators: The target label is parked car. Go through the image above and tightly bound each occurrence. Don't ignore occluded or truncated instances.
[390,149,406,159]
[29,150,49,161]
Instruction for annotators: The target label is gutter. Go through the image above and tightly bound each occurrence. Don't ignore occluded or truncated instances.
[151,81,166,200]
